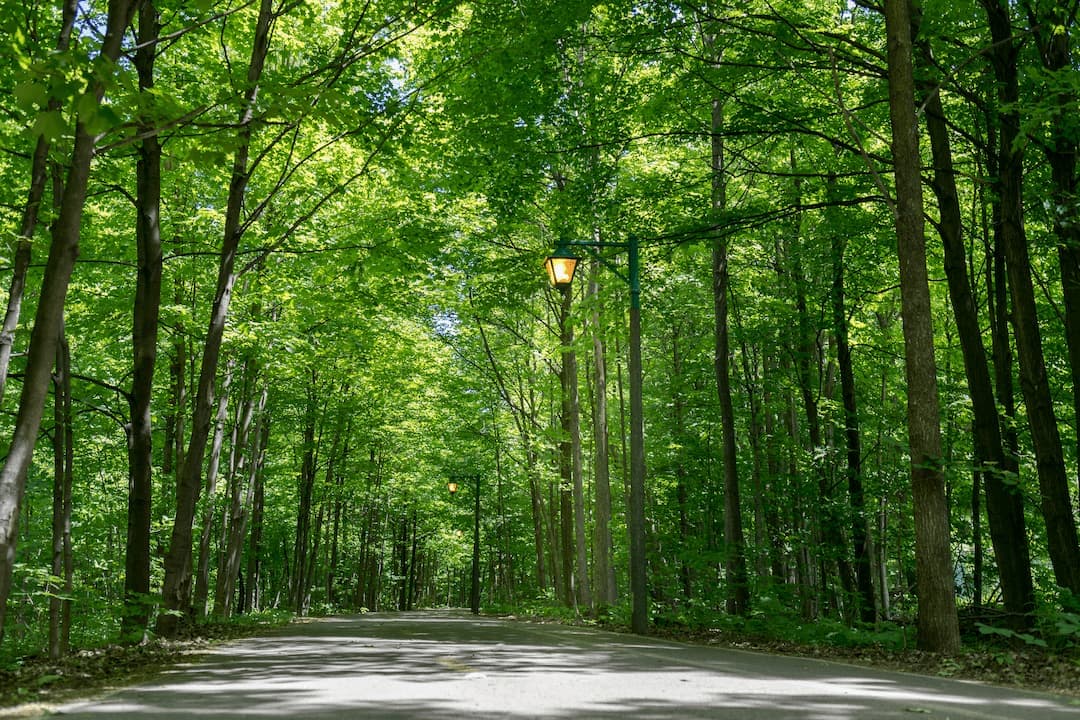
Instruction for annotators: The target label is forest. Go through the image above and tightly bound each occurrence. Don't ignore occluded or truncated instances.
[0,0,1079,667]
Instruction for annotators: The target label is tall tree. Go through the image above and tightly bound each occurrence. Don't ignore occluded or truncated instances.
[589,262,617,607]
[158,0,276,635]
[914,24,1035,623]
[884,0,960,653]
[0,0,77,409]
[123,0,164,641]
[0,0,142,646]
[710,95,749,616]
[49,326,73,658]
[827,177,875,622]
[978,0,1080,596]
[1022,0,1080,500]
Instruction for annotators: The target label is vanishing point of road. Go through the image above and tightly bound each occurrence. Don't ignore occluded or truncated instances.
[49,610,1079,719]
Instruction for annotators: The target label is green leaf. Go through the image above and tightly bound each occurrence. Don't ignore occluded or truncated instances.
[31,110,66,141]
[13,81,47,110]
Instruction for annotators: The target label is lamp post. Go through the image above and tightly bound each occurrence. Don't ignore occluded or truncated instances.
[447,476,481,615]
[544,236,648,635]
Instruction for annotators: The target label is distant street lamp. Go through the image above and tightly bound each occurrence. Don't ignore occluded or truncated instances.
[448,475,481,615]
[543,237,648,635]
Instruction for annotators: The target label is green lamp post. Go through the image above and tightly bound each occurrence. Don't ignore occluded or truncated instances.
[544,237,647,635]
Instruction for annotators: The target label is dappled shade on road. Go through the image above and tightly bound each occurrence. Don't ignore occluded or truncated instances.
[55,611,1079,719]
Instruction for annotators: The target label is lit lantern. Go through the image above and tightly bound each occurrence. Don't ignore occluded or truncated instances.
[543,246,580,289]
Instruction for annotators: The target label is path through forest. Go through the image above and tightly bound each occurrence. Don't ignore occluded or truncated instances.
[51,611,1079,718]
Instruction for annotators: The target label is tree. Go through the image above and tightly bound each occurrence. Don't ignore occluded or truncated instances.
[914,18,1034,624]
[0,0,77,409]
[978,0,1080,596]
[701,18,749,615]
[0,0,142,647]
[883,0,960,653]
[122,0,164,641]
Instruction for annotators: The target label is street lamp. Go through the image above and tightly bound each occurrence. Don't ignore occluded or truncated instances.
[543,237,648,635]
[543,245,580,289]
[448,475,481,615]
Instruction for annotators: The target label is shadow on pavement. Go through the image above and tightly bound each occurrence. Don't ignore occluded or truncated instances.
[51,610,1080,719]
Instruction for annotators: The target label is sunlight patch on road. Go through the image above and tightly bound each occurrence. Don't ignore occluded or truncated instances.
[436,656,475,673]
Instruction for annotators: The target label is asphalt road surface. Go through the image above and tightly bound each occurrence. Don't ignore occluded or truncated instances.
[51,610,1079,719]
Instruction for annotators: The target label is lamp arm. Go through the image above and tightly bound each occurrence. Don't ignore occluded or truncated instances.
[558,239,631,286]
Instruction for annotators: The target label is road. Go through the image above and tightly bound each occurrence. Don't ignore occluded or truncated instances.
[51,610,1078,719]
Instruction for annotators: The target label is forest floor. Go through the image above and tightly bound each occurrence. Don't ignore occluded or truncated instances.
[0,617,289,717]
[0,611,1077,716]
[651,626,1080,698]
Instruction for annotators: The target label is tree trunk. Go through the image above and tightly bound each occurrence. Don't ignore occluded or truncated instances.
[0,0,77,410]
[567,282,591,612]
[162,283,188,484]
[407,509,419,611]
[1024,1,1080,503]
[328,418,349,606]
[588,263,616,607]
[791,163,854,618]
[557,287,577,608]
[293,372,318,614]
[158,0,276,636]
[243,417,268,614]
[672,321,693,600]
[884,0,960,653]
[49,328,73,659]
[0,0,141,646]
[761,353,785,584]
[917,34,1035,624]
[214,374,262,618]
[979,0,1080,595]
[711,97,749,616]
[829,202,875,623]
[193,363,232,619]
[732,292,769,586]
[122,0,164,640]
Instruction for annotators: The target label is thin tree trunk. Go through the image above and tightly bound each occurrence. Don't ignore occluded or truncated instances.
[0,0,78,410]
[972,469,983,607]
[830,215,875,623]
[569,289,591,613]
[558,287,576,608]
[407,509,419,611]
[163,282,188,483]
[293,372,318,613]
[214,371,260,618]
[791,163,854,617]
[0,0,141,646]
[884,0,960,653]
[589,263,616,607]
[328,418,349,606]
[672,321,693,600]
[123,0,164,641]
[243,417,268,614]
[732,291,769,586]
[761,353,785,583]
[711,96,749,616]
[158,0,276,636]
[193,364,233,618]
[49,327,72,659]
